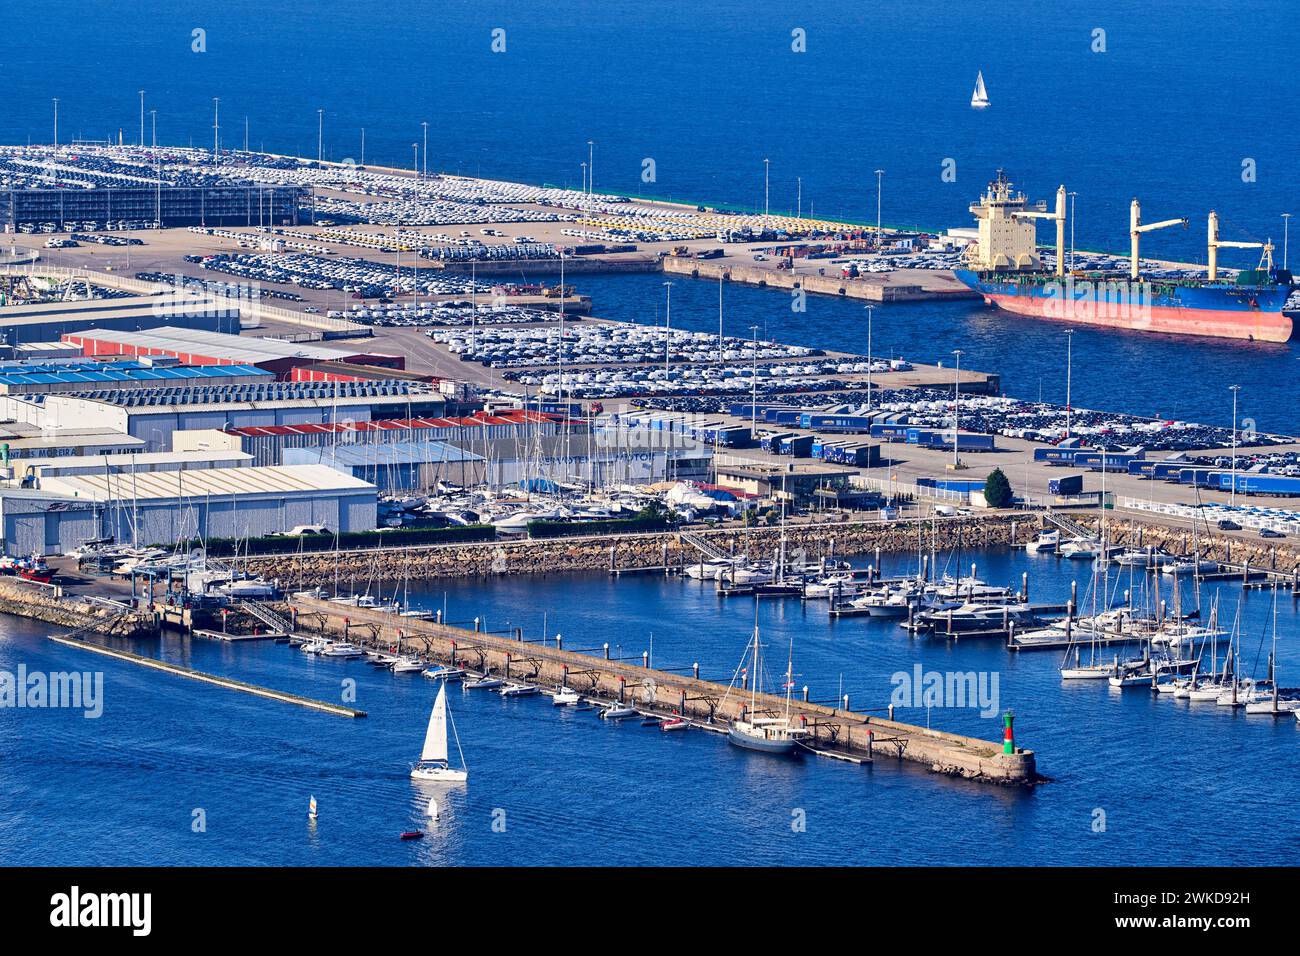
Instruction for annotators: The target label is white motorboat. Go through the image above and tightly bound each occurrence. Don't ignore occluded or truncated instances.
[464,676,505,690]
[601,703,639,720]
[1161,559,1219,577]
[684,558,737,581]
[1024,530,1059,553]
[321,642,364,658]
[500,683,539,697]
[423,666,467,682]
[410,683,469,782]
[551,686,582,706]
[802,575,863,600]
[390,657,425,673]
[1060,537,1102,560]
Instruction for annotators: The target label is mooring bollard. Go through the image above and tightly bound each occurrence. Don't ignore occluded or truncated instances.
[867,729,874,759]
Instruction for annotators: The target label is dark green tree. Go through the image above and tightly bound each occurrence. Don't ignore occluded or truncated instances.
[983,468,1014,508]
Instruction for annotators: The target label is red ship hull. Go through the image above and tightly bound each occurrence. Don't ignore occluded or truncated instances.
[983,292,1293,343]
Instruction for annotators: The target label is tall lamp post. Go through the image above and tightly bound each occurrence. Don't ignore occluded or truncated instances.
[1064,329,1074,438]
[138,90,145,147]
[864,304,874,409]
[874,168,884,241]
[1230,384,1241,508]
[952,349,964,469]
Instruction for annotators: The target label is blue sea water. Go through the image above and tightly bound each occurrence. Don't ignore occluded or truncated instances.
[1,1,1299,866]
[1,1,1293,428]
[2,549,1298,866]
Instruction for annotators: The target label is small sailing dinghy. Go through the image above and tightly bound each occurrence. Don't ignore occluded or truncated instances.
[410,683,469,782]
[308,795,318,820]
[970,70,990,109]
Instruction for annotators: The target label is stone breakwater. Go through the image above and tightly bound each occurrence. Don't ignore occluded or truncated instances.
[1098,519,1300,573]
[249,515,1038,583]
[0,578,152,637]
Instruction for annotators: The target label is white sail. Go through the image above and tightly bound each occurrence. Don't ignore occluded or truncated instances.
[971,71,989,107]
[420,685,449,763]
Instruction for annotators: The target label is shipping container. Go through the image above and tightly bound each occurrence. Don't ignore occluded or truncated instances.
[779,434,815,457]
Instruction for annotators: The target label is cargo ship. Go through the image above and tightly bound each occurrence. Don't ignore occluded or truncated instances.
[953,172,1294,343]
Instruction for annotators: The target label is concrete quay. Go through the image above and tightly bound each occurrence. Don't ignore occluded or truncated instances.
[291,594,1038,786]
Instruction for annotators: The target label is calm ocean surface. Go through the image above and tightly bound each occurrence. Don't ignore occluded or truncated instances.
[0,1,1297,865]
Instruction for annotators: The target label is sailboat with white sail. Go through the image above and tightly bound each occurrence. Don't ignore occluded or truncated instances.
[410,683,469,782]
[970,71,990,109]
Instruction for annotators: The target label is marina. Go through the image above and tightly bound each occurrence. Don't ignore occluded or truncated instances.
[0,1,1298,900]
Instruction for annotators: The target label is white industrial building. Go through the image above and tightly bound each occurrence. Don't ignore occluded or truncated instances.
[0,464,376,555]
[0,380,445,452]
[9,448,252,481]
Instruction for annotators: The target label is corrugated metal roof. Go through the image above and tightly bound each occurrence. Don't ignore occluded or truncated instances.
[41,463,376,501]
[0,364,270,387]
[63,326,379,363]
[227,410,549,437]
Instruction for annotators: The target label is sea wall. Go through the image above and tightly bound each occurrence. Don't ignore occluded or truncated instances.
[249,514,1038,583]
[0,578,152,637]
[1087,518,1300,574]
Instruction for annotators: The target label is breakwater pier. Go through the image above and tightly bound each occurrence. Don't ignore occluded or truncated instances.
[290,593,1038,785]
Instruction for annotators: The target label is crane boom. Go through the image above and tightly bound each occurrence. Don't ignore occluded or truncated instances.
[1130,198,1189,279]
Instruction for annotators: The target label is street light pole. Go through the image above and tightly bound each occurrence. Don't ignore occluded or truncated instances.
[138,90,145,147]
[1230,384,1241,508]
[864,304,874,409]
[587,140,594,194]
[316,108,324,164]
[212,97,219,165]
[421,121,428,179]
[952,349,964,469]
[1064,329,1074,438]
[52,98,59,147]
[663,280,673,374]
[874,168,884,242]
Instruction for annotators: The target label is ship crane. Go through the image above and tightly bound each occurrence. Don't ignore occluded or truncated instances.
[1130,198,1188,279]
[1011,184,1068,276]
[1207,210,1272,280]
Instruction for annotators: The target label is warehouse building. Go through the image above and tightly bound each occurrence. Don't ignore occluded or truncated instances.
[0,294,237,346]
[0,359,271,395]
[0,380,445,452]
[285,441,484,492]
[0,422,145,461]
[0,487,98,557]
[173,409,560,466]
[11,449,252,482]
[62,326,403,377]
[36,464,376,550]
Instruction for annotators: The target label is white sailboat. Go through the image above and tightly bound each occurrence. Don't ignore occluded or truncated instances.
[410,683,469,782]
[727,615,808,756]
[970,71,990,109]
